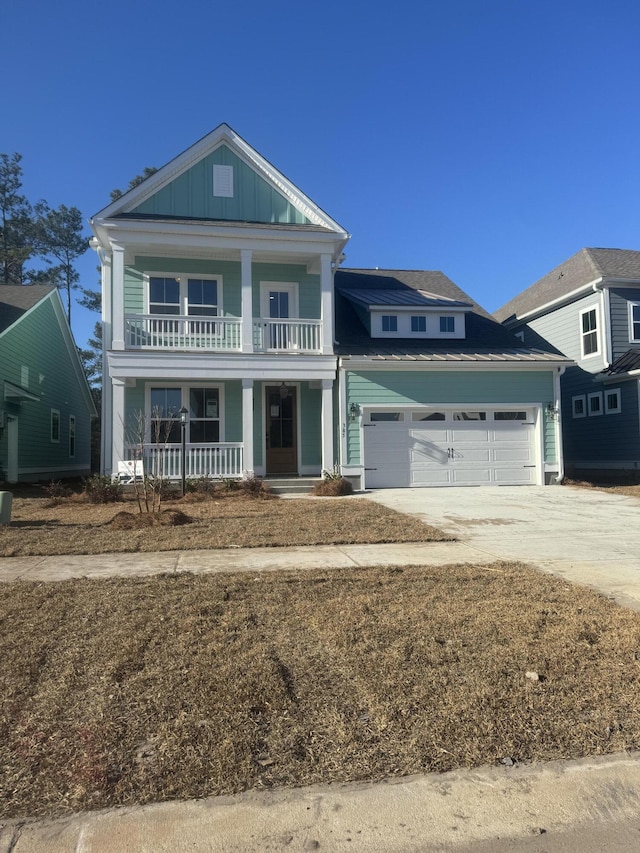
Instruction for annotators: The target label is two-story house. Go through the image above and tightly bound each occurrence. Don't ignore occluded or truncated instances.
[495,248,640,479]
[91,124,571,490]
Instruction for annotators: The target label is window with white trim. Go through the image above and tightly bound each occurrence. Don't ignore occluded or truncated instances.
[51,409,60,442]
[69,415,76,458]
[588,392,603,416]
[572,395,586,418]
[148,275,221,317]
[629,303,640,342]
[149,386,221,444]
[604,388,621,414]
[580,307,599,357]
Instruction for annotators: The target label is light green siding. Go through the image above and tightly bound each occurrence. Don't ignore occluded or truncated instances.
[130,145,312,225]
[252,264,320,319]
[300,383,321,467]
[0,296,93,480]
[344,369,557,465]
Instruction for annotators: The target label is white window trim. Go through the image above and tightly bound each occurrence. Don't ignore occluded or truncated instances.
[572,395,586,419]
[604,388,621,415]
[370,310,465,339]
[145,273,224,316]
[51,409,60,443]
[69,414,76,458]
[144,383,225,444]
[213,164,234,198]
[588,392,603,416]
[579,306,600,359]
[629,302,640,343]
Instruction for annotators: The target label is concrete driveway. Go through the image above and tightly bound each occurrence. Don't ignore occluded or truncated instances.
[366,484,640,610]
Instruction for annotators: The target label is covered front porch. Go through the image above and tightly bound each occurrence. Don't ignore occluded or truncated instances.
[107,358,337,482]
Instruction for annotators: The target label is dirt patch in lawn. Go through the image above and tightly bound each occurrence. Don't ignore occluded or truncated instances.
[2,562,640,819]
[0,494,449,557]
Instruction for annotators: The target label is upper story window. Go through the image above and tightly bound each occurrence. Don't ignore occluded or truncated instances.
[148,275,221,317]
[51,409,60,443]
[411,316,426,332]
[580,307,599,357]
[439,316,455,333]
[629,303,640,342]
[381,315,398,332]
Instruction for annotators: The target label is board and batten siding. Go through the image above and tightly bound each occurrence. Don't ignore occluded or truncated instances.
[0,297,92,478]
[130,145,312,225]
[608,287,640,360]
[526,293,606,373]
[344,369,557,466]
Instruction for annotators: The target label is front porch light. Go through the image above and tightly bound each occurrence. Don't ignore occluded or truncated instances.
[349,402,359,421]
[279,383,289,399]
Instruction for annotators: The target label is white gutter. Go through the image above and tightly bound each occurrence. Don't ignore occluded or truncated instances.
[504,277,603,326]
[553,365,567,484]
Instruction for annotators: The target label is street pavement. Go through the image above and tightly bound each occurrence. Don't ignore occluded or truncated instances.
[2,484,640,851]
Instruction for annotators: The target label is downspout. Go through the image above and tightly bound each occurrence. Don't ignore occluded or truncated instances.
[553,365,567,483]
[593,278,612,367]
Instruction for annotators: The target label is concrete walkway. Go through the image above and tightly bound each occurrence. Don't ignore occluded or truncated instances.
[3,484,640,850]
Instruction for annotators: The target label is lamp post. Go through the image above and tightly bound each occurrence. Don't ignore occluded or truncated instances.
[179,406,188,496]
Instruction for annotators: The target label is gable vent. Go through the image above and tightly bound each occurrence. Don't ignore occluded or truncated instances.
[213,164,233,198]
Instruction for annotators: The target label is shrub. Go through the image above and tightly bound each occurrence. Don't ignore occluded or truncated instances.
[42,480,73,503]
[82,475,123,504]
[185,476,220,496]
[312,477,354,497]
[239,473,275,499]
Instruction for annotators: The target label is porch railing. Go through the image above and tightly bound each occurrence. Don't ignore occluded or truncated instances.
[126,315,242,351]
[128,443,244,479]
[253,318,322,352]
[124,315,323,353]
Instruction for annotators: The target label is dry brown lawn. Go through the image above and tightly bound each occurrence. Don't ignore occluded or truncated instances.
[2,562,640,820]
[0,492,449,557]
[564,479,640,499]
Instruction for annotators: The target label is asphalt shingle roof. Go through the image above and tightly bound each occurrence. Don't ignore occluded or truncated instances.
[0,285,55,334]
[494,248,640,324]
[335,269,569,363]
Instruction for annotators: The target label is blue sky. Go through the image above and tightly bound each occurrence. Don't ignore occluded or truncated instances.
[4,0,640,349]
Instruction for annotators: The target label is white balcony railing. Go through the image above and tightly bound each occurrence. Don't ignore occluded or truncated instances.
[126,315,242,351]
[253,318,322,352]
[129,443,244,479]
[125,315,323,353]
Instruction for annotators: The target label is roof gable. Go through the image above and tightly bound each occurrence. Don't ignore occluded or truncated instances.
[0,285,57,334]
[93,124,347,234]
[495,248,640,324]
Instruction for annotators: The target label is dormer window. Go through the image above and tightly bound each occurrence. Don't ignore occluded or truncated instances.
[381,315,397,332]
[411,316,426,332]
[440,316,455,333]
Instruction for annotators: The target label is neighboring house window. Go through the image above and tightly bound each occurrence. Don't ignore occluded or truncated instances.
[51,409,60,442]
[440,316,455,333]
[580,307,599,357]
[381,315,397,332]
[411,316,426,332]
[572,396,586,418]
[69,415,76,458]
[604,388,621,414]
[588,392,603,416]
[629,303,640,342]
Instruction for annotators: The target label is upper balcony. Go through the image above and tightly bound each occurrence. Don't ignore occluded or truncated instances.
[125,314,323,354]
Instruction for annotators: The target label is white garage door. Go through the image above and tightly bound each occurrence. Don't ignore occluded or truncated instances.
[363,408,539,488]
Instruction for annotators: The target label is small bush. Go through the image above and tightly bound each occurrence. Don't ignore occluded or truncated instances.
[185,476,219,496]
[239,473,275,499]
[312,477,354,497]
[82,475,123,504]
[42,480,73,504]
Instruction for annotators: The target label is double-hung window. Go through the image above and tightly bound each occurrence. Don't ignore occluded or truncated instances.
[580,307,599,357]
[148,275,221,317]
[149,387,221,444]
[381,315,398,332]
[629,303,640,342]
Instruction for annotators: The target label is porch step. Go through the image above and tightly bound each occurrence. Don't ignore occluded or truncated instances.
[264,477,320,497]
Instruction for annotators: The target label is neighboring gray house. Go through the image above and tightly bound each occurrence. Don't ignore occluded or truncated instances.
[0,285,96,483]
[495,248,640,479]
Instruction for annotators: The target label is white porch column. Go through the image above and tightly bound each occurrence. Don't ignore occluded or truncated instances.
[111,243,125,351]
[241,249,254,352]
[320,253,333,354]
[110,378,126,476]
[242,379,254,475]
[321,378,334,473]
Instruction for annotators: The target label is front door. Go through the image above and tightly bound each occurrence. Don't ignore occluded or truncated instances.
[265,386,297,474]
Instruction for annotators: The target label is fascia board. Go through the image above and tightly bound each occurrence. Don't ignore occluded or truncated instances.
[92,123,349,236]
[594,370,640,384]
[338,356,571,371]
[503,277,603,326]
[107,351,337,381]
[93,219,347,257]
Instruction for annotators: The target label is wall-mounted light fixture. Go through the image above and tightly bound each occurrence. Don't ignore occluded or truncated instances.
[546,402,559,420]
[349,402,359,422]
[279,382,289,399]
